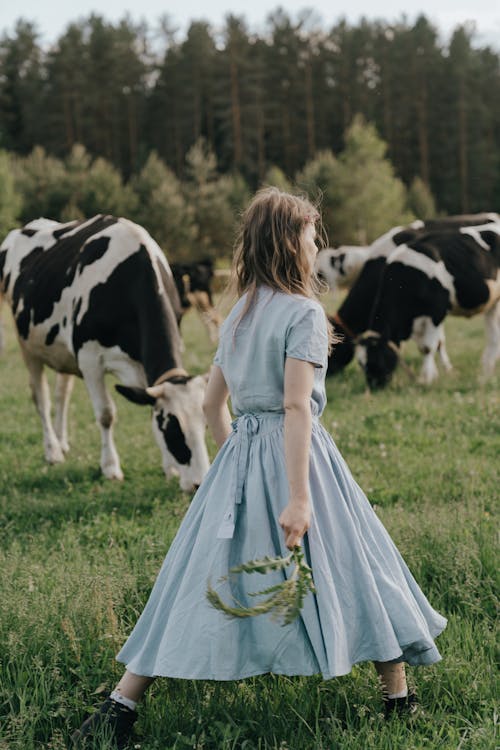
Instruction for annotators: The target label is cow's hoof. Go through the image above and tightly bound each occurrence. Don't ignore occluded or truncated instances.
[60,441,70,454]
[180,479,197,492]
[417,374,437,386]
[102,465,124,480]
[46,445,65,464]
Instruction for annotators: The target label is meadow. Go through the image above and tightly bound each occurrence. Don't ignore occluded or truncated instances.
[0,305,497,750]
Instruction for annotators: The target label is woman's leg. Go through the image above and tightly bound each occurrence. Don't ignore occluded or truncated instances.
[115,670,155,703]
[373,661,407,696]
[373,661,418,718]
[71,671,155,746]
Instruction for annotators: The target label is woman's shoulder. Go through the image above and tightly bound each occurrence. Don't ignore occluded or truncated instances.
[220,288,323,332]
[273,290,324,321]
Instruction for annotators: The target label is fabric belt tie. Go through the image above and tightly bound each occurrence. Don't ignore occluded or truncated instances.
[216,412,279,540]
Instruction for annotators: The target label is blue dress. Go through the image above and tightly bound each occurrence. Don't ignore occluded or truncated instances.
[116,286,446,680]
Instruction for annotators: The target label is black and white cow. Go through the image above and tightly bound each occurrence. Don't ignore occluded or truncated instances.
[328,214,500,379]
[355,223,500,388]
[319,214,500,295]
[170,259,222,342]
[0,215,210,489]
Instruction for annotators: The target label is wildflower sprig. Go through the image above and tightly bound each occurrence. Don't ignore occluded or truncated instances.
[206,546,316,626]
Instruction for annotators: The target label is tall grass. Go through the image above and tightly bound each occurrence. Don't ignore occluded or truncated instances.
[0,308,498,749]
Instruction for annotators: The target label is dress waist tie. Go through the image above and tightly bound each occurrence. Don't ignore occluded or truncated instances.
[216,412,283,540]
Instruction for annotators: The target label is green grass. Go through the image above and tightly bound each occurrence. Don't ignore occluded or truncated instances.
[0,307,498,749]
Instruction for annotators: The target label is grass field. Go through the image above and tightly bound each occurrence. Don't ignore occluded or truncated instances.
[0,305,498,750]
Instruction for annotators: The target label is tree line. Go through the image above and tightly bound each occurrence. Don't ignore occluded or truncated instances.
[0,11,498,257]
[0,118,437,259]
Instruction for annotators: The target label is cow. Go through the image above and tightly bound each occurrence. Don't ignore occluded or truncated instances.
[170,259,222,342]
[328,214,500,379]
[0,215,210,489]
[319,214,500,296]
[354,223,500,388]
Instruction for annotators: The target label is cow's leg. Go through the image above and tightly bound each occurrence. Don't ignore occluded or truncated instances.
[189,291,222,343]
[54,373,74,453]
[418,351,439,385]
[78,350,123,480]
[412,316,443,384]
[481,301,500,379]
[437,330,453,372]
[24,355,65,464]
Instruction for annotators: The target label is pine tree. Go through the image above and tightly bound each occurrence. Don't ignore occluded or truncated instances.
[295,149,339,240]
[0,151,22,238]
[184,138,246,260]
[14,146,68,221]
[130,151,195,259]
[61,144,137,219]
[324,116,412,245]
[407,176,436,219]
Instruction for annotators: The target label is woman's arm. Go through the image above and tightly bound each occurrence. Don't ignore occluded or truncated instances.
[202,365,232,448]
[279,357,315,549]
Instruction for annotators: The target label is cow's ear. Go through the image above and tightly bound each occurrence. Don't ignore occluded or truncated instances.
[115,384,156,406]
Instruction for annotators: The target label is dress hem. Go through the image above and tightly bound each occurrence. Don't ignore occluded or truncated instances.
[116,634,444,682]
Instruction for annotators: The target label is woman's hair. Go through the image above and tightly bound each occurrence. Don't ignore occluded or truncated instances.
[232,186,324,300]
[229,186,337,347]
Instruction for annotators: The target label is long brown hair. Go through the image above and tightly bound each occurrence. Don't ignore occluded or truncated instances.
[229,187,336,346]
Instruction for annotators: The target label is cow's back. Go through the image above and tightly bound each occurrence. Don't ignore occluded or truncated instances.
[1,215,182,377]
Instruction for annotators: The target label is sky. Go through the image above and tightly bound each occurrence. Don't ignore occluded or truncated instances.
[1,0,499,49]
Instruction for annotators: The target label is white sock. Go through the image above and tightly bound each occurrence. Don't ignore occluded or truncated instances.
[387,687,408,700]
[110,689,137,711]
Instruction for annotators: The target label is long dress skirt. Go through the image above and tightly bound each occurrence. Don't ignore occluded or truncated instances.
[116,412,446,680]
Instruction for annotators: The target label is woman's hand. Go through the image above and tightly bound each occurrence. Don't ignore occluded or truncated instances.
[279,499,311,549]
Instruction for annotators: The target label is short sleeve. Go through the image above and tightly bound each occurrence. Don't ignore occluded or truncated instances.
[213,317,229,367]
[285,303,328,368]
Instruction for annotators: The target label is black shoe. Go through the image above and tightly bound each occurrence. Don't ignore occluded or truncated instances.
[71,697,137,748]
[383,690,418,720]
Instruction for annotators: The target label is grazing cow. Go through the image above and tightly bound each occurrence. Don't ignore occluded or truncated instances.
[0,215,210,489]
[355,223,500,388]
[319,214,500,296]
[170,259,222,342]
[328,214,500,378]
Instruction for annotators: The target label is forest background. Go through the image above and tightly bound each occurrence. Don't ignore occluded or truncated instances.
[1,10,499,258]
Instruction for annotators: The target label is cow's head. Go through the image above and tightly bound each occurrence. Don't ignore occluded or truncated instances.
[315,250,345,290]
[326,315,355,375]
[115,375,210,491]
[356,333,399,390]
[327,336,355,374]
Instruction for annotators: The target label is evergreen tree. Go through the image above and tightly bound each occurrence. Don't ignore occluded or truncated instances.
[327,116,412,245]
[407,176,436,219]
[0,21,45,153]
[14,147,68,221]
[130,151,196,259]
[0,151,22,238]
[184,138,243,259]
[262,166,293,192]
[295,149,339,240]
[61,144,137,218]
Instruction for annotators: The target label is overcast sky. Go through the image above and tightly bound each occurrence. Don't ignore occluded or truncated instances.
[1,0,499,49]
